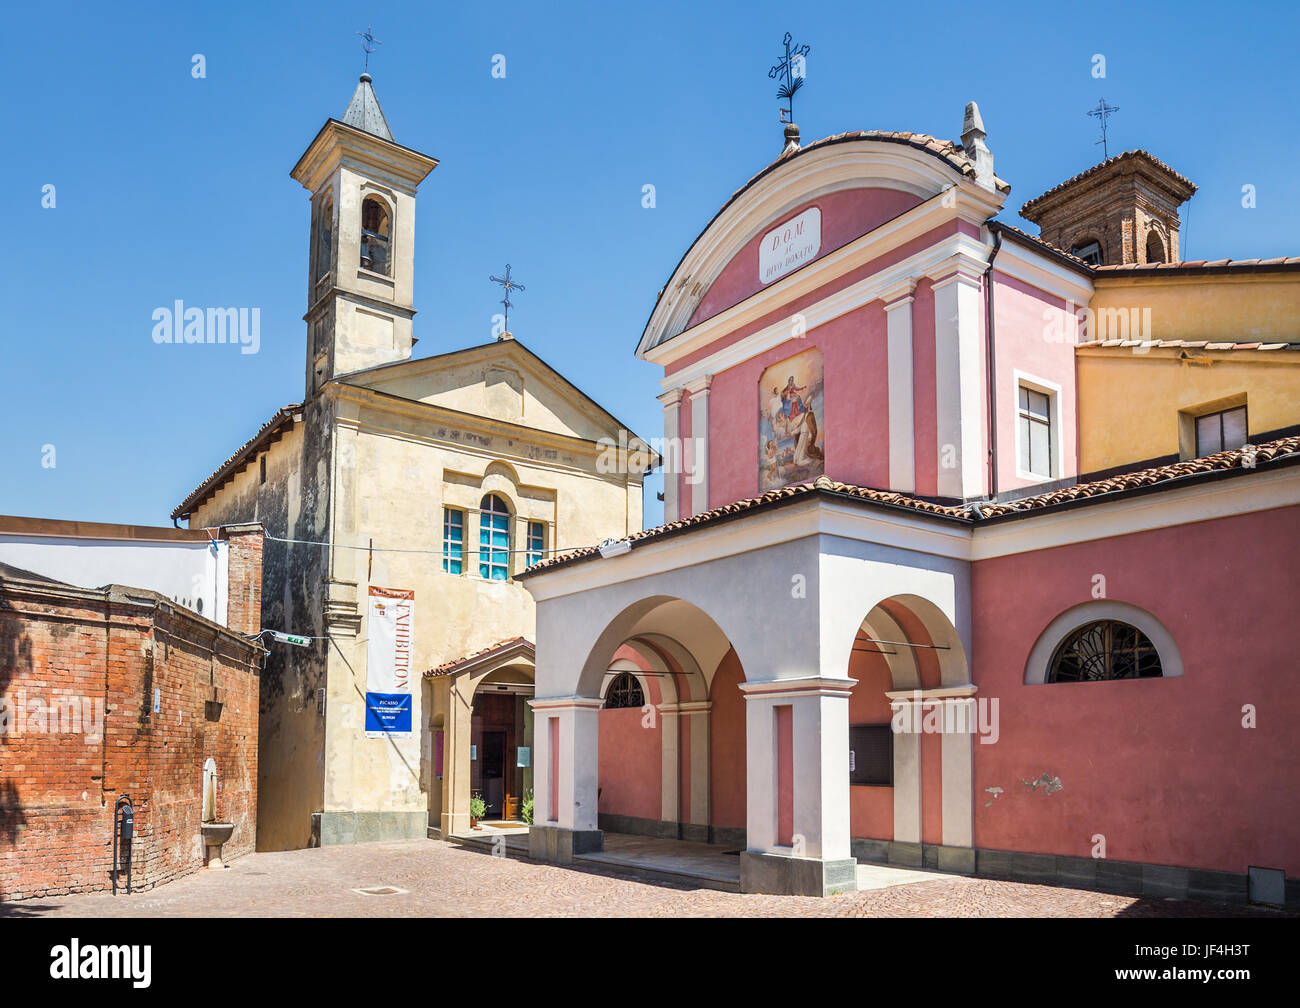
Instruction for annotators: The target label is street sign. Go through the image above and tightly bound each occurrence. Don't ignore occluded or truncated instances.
[271,631,311,647]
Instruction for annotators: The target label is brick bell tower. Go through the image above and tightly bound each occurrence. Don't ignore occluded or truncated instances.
[1020,150,1197,267]
[290,73,438,398]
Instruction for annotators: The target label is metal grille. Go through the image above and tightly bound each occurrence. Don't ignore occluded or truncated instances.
[1048,620,1163,683]
[604,672,644,710]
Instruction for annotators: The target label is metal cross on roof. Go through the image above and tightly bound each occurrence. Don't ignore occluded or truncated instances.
[1087,97,1120,160]
[768,31,811,125]
[356,26,382,72]
[490,264,525,331]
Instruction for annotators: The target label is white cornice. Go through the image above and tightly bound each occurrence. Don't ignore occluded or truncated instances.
[522,466,1300,600]
[968,465,1300,560]
[639,142,1005,360]
[658,230,993,391]
[992,236,1095,306]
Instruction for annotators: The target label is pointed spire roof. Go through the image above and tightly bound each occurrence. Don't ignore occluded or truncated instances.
[341,73,394,141]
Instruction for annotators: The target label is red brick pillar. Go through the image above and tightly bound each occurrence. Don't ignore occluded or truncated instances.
[214,524,265,636]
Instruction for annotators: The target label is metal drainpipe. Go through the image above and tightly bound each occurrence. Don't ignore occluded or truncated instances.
[984,225,1003,501]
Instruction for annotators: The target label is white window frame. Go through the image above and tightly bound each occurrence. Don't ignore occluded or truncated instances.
[442,507,465,575]
[1013,370,1063,482]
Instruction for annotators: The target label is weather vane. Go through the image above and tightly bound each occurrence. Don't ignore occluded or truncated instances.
[769,32,811,125]
[1088,97,1120,160]
[356,26,382,72]
[490,264,525,332]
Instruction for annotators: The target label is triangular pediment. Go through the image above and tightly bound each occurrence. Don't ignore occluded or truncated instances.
[336,339,642,447]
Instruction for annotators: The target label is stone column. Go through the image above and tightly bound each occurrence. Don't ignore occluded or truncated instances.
[931,269,986,500]
[527,696,604,862]
[657,387,685,522]
[685,375,712,516]
[738,677,858,896]
[883,280,917,494]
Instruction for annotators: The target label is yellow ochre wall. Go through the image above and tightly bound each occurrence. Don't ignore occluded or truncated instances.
[1079,272,1300,473]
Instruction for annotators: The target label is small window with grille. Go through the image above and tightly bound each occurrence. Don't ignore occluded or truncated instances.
[604,672,644,710]
[849,724,893,787]
[1047,620,1163,683]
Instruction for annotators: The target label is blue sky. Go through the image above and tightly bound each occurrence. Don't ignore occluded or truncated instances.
[4,0,1297,529]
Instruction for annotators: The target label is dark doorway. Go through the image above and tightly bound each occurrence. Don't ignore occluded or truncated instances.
[482,730,506,818]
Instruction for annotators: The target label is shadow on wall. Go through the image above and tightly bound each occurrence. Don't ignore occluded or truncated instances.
[0,618,31,847]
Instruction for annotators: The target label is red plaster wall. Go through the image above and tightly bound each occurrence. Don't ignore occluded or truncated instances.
[597,645,662,822]
[847,638,893,840]
[597,707,661,821]
[971,505,1300,875]
[685,188,923,330]
[709,648,747,830]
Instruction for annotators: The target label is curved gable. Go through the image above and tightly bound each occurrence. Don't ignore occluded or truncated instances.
[639,134,1004,359]
[685,186,923,329]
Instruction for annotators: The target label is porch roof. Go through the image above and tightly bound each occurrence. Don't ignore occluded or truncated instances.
[425,636,535,678]
[518,435,1300,578]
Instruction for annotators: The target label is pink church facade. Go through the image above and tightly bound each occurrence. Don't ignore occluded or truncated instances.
[520,113,1300,903]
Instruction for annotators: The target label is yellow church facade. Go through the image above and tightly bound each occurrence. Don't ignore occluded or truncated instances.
[174,73,650,850]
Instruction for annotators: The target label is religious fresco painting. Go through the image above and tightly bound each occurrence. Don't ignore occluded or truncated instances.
[759,347,825,491]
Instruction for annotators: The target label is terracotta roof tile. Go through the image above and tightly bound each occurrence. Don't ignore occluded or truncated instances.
[172,404,303,519]
[425,636,534,677]
[1094,256,1300,275]
[522,437,1300,576]
[747,129,1012,203]
[979,436,1300,518]
[1021,150,1197,219]
[1077,339,1300,352]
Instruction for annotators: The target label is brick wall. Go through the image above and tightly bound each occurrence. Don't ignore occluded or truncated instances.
[0,571,262,900]
[218,523,264,637]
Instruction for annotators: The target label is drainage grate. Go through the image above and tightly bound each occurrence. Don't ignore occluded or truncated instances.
[352,885,408,896]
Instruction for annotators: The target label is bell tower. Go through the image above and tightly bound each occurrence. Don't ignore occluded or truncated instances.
[290,73,438,397]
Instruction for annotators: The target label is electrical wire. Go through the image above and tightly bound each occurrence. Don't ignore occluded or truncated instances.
[262,532,596,557]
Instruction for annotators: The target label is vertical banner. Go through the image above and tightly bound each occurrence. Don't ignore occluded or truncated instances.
[365,586,415,737]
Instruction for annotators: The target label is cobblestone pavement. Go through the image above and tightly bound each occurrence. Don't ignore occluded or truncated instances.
[2,839,1286,918]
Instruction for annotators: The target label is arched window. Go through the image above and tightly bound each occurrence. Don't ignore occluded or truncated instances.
[478,493,510,581]
[1070,239,1104,266]
[1145,231,1166,265]
[604,672,644,709]
[360,196,391,276]
[314,196,333,281]
[1047,620,1163,683]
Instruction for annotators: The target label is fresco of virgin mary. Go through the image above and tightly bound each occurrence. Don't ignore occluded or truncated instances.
[758,347,824,491]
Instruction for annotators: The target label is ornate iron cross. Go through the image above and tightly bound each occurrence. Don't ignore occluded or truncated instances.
[356,26,382,72]
[1088,98,1120,160]
[769,32,811,124]
[490,264,525,331]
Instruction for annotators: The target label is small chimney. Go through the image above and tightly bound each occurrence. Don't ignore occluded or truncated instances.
[961,101,995,190]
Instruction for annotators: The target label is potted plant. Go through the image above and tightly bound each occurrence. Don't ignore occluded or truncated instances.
[469,793,487,830]
[520,789,534,826]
